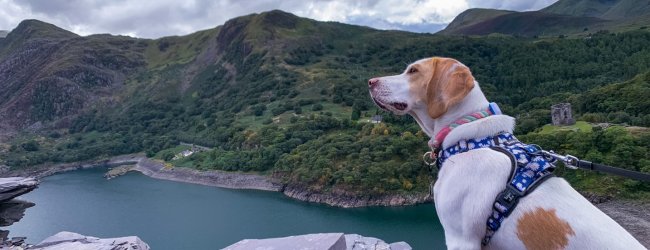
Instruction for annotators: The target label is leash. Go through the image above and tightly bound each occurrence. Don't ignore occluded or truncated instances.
[541,151,650,182]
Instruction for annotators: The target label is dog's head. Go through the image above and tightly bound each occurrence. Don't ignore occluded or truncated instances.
[368,57,475,120]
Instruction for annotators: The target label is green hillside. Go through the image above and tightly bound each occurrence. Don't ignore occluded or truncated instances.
[1,10,649,199]
[542,0,650,20]
[441,0,650,36]
[440,8,515,34]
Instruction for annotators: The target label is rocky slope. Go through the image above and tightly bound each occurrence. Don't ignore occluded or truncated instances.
[0,20,146,136]
[596,200,650,248]
[282,185,431,208]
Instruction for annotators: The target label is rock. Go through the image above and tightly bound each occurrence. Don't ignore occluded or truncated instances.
[0,177,38,203]
[344,234,412,250]
[104,165,134,180]
[224,233,411,250]
[225,233,346,250]
[0,199,35,227]
[30,231,150,250]
[282,185,431,208]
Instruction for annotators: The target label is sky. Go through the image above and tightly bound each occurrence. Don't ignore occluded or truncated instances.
[0,0,558,39]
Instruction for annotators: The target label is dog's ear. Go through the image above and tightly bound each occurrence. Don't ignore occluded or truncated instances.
[426,58,475,119]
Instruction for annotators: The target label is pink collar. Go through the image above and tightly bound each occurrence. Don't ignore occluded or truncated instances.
[428,102,502,150]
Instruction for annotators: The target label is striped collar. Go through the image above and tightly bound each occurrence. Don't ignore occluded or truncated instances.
[428,102,502,151]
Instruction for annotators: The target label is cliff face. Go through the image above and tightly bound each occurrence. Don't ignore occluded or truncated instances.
[0,177,38,246]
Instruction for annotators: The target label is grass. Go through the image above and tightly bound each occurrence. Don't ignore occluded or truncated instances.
[538,121,593,134]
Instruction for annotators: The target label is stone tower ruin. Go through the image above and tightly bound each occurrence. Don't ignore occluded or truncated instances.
[551,103,575,126]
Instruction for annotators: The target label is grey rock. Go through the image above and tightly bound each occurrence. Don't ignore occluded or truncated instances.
[30,231,150,250]
[0,177,38,203]
[224,233,411,250]
[0,30,7,38]
[225,233,346,250]
[282,185,431,208]
[0,199,35,227]
[344,234,411,250]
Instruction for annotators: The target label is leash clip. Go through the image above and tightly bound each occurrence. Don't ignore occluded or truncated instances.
[564,154,579,169]
[543,150,579,169]
[423,151,437,166]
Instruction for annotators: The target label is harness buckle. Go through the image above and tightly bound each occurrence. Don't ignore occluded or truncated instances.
[493,185,523,217]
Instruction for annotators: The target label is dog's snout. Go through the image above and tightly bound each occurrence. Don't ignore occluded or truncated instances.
[368,78,379,87]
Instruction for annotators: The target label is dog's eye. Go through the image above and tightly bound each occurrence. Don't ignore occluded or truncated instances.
[407,67,418,74]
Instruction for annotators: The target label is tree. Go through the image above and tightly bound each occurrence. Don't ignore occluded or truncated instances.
[162,151,175,161]
[21,141,39,152]
[351,107,361,120]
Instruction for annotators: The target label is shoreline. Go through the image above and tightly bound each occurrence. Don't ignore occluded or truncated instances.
[0,154,431,208]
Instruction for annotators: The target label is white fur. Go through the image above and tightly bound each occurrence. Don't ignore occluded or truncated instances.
[369,58,645,249]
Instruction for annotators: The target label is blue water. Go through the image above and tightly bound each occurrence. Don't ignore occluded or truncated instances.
[7,168,445,249]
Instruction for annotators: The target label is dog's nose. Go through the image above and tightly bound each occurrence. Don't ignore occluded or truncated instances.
[368,78,379,87]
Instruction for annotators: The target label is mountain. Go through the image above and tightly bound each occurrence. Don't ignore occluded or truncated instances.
[440,0,650,36]
[441,8,515,32]
[440,9,605,36]
[542,0,650,20]
[0,30,7,38]
[1,10,649,199]
[0,19,145,136]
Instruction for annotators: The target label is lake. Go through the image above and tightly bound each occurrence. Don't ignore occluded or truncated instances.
[8,168,445,249]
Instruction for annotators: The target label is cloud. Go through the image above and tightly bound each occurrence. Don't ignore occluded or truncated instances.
[0,0,559,38]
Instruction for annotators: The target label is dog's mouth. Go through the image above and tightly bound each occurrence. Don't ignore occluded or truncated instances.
[392,102,407,111]
[372,97,407,112]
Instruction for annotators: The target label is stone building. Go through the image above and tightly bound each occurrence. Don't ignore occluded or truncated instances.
[551,103,575,125]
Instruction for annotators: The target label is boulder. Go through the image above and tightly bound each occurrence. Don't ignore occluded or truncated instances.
[344,234,412,250]
[0,177,39,203]
[224,233,412,250]
[30,231,150,250]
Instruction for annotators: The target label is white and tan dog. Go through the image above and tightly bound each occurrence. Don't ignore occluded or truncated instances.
[368,57,645,249]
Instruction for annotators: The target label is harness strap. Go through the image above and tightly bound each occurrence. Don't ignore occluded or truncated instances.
[437,132,557,246]
[482,145,555,245]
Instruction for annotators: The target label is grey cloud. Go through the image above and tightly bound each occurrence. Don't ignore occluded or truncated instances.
[3,0,560,38]
[467,0,558,11]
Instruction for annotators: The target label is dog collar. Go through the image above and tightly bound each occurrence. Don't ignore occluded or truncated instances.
[428,102,502,151]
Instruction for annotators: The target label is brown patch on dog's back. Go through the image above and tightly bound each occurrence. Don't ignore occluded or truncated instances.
[517,207,575,250]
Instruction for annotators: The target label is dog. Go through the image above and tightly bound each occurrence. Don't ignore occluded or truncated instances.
[368,57,644,249]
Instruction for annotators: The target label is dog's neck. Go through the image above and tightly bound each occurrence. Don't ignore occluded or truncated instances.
[411,82,490,138]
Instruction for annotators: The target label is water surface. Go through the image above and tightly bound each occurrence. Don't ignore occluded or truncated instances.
[8,168,445,249]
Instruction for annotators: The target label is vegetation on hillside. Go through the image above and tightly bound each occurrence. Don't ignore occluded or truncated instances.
[1,11,649,199]
[441,0,650,36]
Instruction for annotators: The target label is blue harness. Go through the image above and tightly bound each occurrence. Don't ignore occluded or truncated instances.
[437,132,557,245]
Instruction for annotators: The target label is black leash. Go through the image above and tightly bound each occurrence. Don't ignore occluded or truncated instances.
[543,151,650,182]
